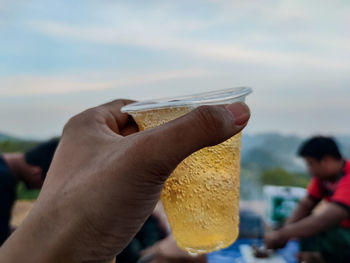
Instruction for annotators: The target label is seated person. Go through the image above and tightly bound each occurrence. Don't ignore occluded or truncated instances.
[117,202,207,263]
[265,136,350,263]
[0,139,58,245]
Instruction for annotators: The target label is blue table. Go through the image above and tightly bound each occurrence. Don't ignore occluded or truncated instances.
[208,239,299,263]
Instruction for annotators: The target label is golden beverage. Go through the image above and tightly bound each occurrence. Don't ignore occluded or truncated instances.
[131,106,242,253]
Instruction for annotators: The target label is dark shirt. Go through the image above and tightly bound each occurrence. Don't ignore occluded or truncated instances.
[0,155,16,245]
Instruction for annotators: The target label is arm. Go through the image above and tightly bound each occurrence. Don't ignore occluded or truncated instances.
[285,196,319,225]
[266,202,349,249]
[140,235,207,263]
[0,100,250,263]
[281,202,349,238]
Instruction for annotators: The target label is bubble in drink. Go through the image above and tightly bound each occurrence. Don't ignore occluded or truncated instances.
[131,107,242,253]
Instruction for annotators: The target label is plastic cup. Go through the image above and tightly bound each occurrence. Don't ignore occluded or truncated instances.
[121,87,252,253]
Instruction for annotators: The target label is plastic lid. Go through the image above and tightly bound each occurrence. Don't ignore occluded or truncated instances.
[121,87,252,113]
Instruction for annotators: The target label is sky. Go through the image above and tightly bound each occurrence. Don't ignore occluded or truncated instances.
[0,0,350,139]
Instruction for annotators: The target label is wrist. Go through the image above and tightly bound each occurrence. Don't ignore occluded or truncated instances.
[0,201,78,263]
[278,227,291,241]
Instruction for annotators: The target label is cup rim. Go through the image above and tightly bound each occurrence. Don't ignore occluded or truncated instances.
[121,87,252,113]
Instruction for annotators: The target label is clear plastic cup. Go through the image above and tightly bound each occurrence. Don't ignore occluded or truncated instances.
[121,87,252,253]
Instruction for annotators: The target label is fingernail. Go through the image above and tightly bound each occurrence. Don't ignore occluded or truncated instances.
[225,102,250,126]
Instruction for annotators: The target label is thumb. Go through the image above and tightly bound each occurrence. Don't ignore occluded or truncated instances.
[134,102,250,175]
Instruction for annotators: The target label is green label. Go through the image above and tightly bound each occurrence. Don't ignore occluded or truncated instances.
[271,197,299,222]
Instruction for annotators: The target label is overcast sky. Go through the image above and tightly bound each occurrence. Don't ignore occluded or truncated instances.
[1,0,349,139]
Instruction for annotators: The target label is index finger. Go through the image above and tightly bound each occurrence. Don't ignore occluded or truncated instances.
[99,99,136,132]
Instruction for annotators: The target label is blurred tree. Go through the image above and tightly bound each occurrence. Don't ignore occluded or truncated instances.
[16,182,40,200]
[0,140,39,153]
[261,168,309,188]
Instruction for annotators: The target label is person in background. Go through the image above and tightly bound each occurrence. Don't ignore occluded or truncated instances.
[132,202,207,263]
[116,202,168,263]
[0,139,58,245]
[265,136,350,263]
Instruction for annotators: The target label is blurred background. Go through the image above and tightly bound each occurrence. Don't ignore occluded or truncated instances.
[1,0,349,200]
[1,1,350,262]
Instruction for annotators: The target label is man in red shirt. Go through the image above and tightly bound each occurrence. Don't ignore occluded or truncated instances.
[265,136,350,263]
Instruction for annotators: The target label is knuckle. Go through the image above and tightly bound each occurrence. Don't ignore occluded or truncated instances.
[103,99,127,108]
[62,108,101,135]
[129,135,174,182]
[84,107,104,120]
[194,105,230,137]
[62,115,78,134]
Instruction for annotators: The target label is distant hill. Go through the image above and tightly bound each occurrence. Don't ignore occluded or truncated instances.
[240,133,350,199]
[337,135,350,158]
[241,133,350,172]
[0,132,19,141]
[242,133,304,172]
[1,131,349,200]
[0,132,40,153]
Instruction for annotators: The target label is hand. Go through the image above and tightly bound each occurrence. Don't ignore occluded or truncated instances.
[264,230,289,249]
[139,236,207,263]
[297,252,326,263]
[0,99,250,263]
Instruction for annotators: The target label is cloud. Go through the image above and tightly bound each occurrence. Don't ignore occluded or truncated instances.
[1,0,350,138]
[0,69,210,96]
[29,20,350,71]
